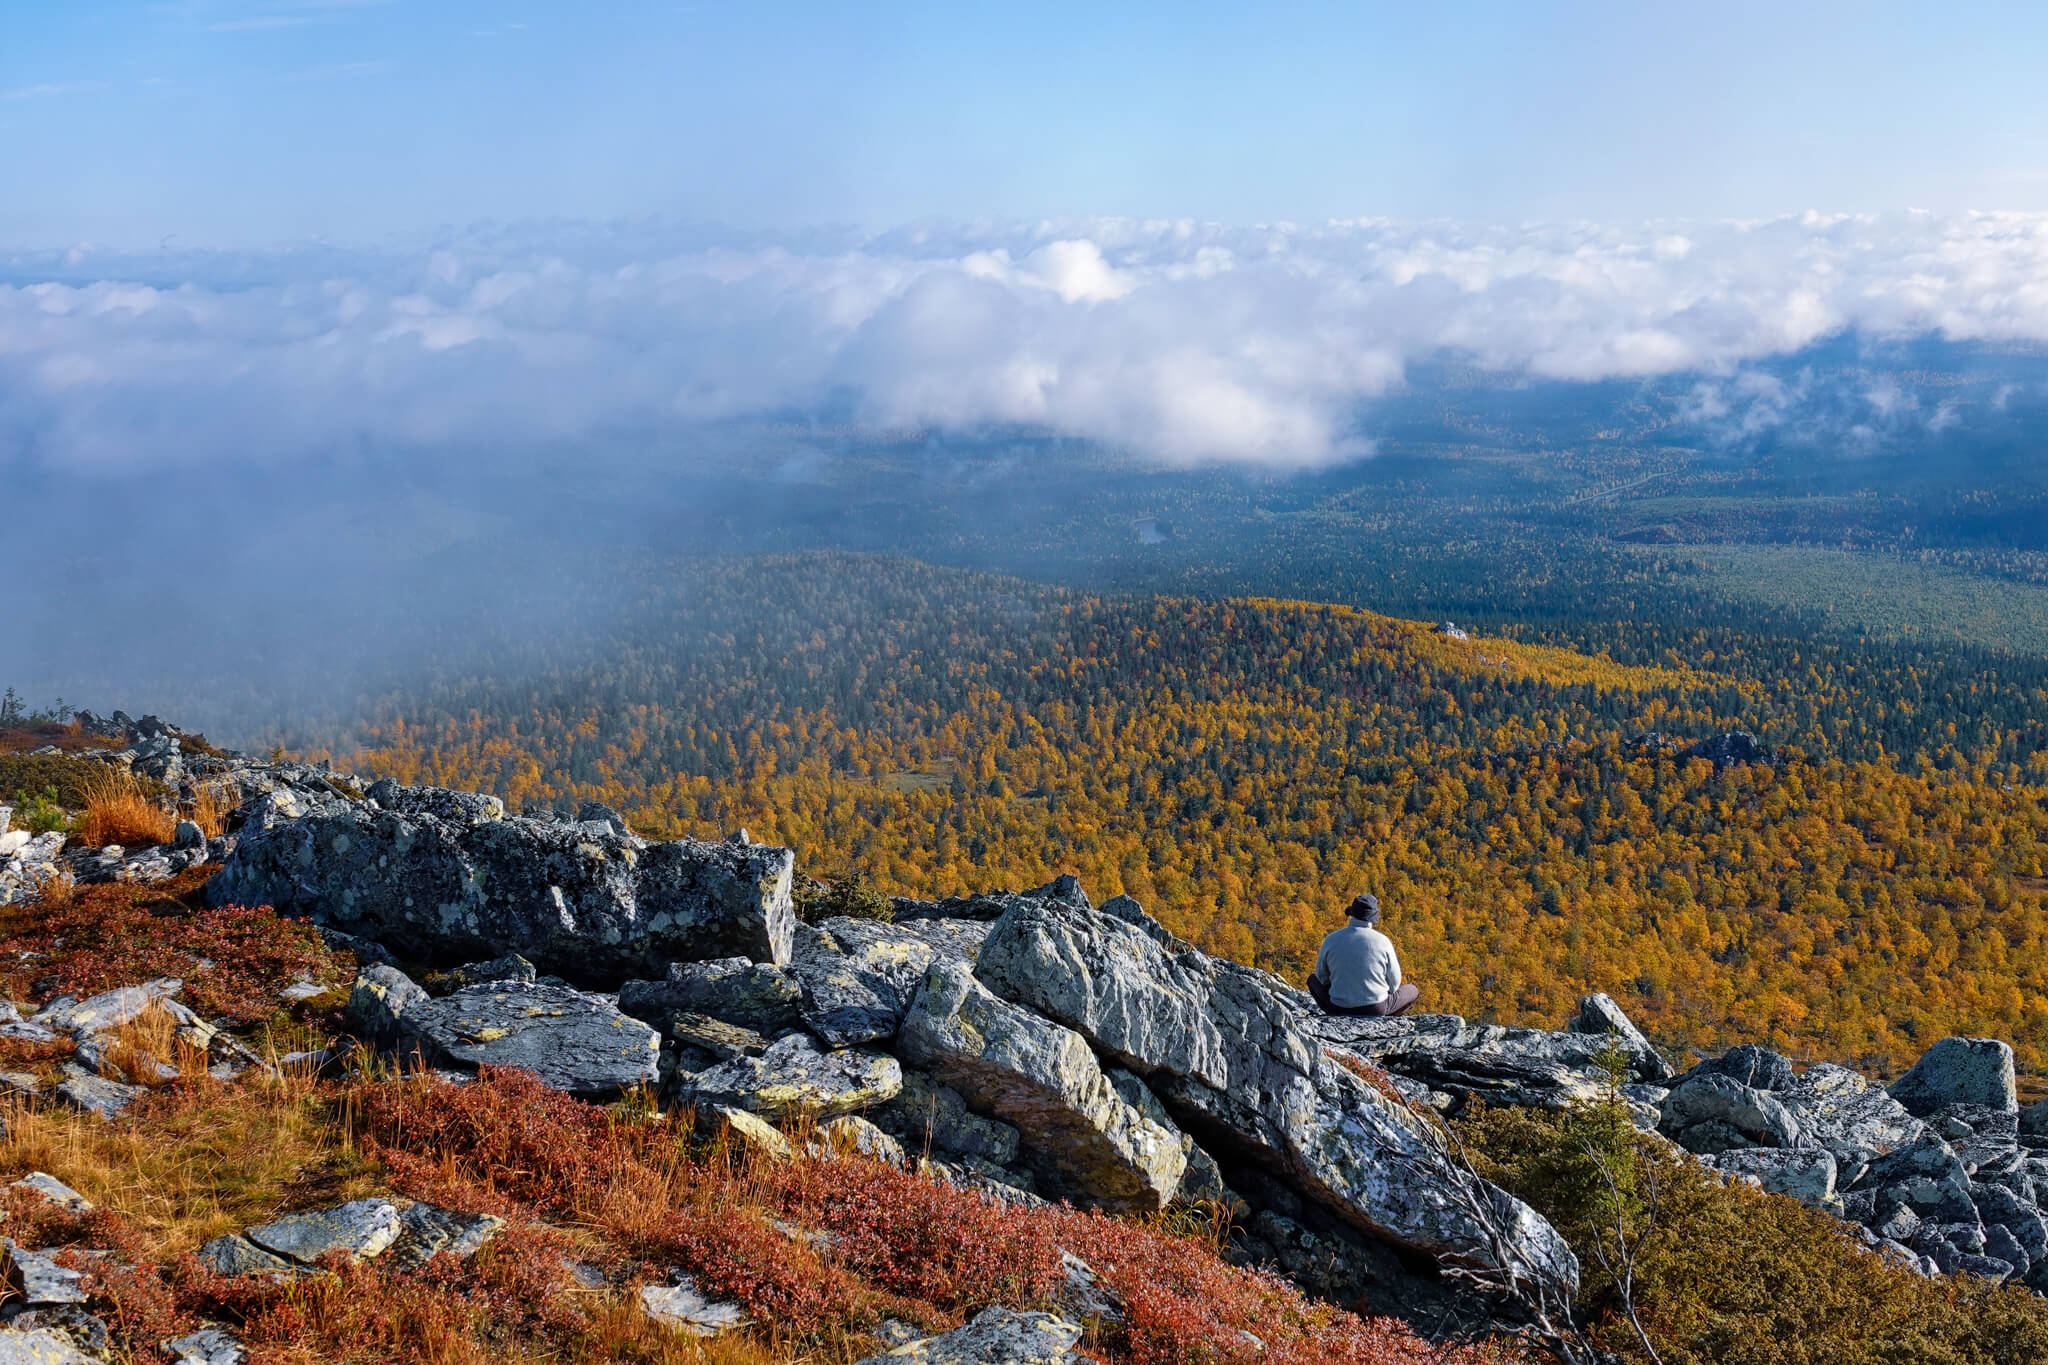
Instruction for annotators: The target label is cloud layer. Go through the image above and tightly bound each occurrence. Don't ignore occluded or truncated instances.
[7,211,2048,471]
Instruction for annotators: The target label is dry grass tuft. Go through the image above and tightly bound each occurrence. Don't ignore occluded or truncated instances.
[75,765,176,848]
[187,779,238,840]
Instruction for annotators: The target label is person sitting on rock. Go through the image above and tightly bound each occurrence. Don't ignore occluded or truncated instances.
[1307,893,1420,1017]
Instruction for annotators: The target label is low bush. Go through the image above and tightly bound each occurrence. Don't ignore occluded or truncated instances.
[793,871,895,924]
[0,868,344,1025]
[1462,1100,2048,1365]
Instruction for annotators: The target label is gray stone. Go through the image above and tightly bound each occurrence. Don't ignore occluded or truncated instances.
[1674,1044,1796,1093]
[1779,1063,1928,1164]
[897,960,1186,1212]
[172,819,205,850]
[787,918,942,1048]
[852,1306,1084,1365]
[640,1275,746,1335]
[196,1234,295,1277]
[1659,1074,1805,1153]
[386,1204,506,1270]
[438,955,539,991]
[53,1066,143,1121]
[974,894,1578,1298]
[208,785,798,974]
[664,1012,773,1062]
[1985,1221,2030,1272]
[688,1033,902,1120]
[36,980,182,1039]
[1097,894,1184,949]
[346,964,428,1044]
[869,1072,1023,1167]
[2021,1096,2048,1141]
[245,1199,403,1263]
[1890,1038,2018,1117]
[619,959,804,1035]
[4,1243,89,1306]
[0,1328,103,1365]
[1864,1138,1980,1224]
[819,1115,906,1164]
[8,1175,90,1214]
[1565,993,1673,1080]
[163,1327,244,1365]
[1699,1147,1838,1207]
[397,981,662,1100]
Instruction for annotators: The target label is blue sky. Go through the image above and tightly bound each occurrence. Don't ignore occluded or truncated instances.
[8,1,2048,246]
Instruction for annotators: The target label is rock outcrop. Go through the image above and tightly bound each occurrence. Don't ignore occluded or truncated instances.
[973,893,1580,1296]
[208,779,797,977]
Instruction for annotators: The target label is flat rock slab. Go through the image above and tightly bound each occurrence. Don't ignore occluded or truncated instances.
[0,1329,104,1365]
[640,1275,746,1335]
[245,1199,403,1264]
[853,1307,1085,1365]
[36,980,182,1039]
[9,1175,90,1214]
[689,1034,901,1120]
[196,1234,296,1278]
[53,1067,144,1122]
[400,981,662,1100]
[4,1243,89,1306]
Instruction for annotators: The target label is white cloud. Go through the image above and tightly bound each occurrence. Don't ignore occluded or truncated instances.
[7,211,2048,473]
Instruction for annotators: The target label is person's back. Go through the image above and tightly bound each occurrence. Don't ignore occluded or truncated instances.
[1308,892,1420,1016]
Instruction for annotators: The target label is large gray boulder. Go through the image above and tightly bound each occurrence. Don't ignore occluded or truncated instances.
[1566,992,1673,1081]
[1778,1063,1927,1165]
[397,980,662,1099]
[972,894,1578,1297]
[208,780,797,975]
[897,961,1186,1213]
[786,918,943,1048]
[1659,1073,1806,1153]
[1890,1039,2018,1118]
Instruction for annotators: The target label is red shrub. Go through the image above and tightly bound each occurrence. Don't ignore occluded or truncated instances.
[0,869,342,1025]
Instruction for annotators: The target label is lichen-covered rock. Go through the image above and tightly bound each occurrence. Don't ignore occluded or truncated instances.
[346,964,429,1044]
[1890,1038,2018,1117]
[1778,1063,1927,1164]
[852,1306,1084,1365]
[687,1033,902,1120]
[1701,1147,1840,1208]
[869,1071,1024,1167]
[1659,1073,1806,1153]
[973,894,1578,1297]
[162,1327,244,1365]
[819,1115,906,1163]
[9,1175,90,1214]
[209,783,797,975]
[897,961,1186,1212]
[1566,993,1673,1080]
[619,958,804,1035]
[397,981,661,1099]
[5,1243,89,1306]
[197,1234,295,1277]
[704,1104,793,1161]
[664,1012,773,1062]
[245,1199,404,1263]
[36,980,182,1038]
[787,918,941,1047]
[0,1327,104,1364]
[53,1066,143,1121]
[386,1204,506,1271]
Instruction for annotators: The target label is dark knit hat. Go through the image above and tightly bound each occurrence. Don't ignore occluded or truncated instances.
[1348,893,1381,922]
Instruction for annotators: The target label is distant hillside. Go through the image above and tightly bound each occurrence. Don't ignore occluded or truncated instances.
[300,553,2048,1075]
